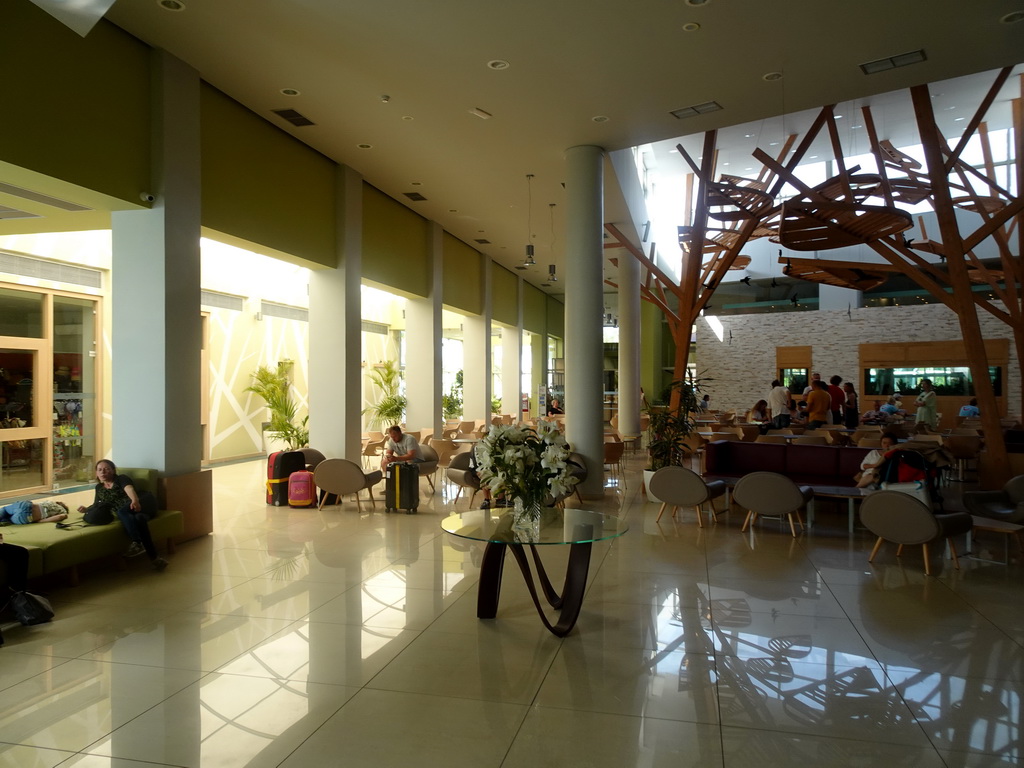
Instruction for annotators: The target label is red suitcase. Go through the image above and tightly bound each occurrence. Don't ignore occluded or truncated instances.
[267,451,306,506]
[288,470,316,507]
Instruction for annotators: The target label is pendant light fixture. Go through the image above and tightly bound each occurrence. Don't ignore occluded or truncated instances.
[523,174,536,266]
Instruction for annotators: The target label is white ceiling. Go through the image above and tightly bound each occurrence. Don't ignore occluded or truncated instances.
[23,1,1024,293]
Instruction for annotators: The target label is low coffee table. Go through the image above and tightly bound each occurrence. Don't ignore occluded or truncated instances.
[440,508,628,637]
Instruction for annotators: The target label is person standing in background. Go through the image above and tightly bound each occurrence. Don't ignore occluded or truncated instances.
[827,375,845,425]
[842,382,859,429]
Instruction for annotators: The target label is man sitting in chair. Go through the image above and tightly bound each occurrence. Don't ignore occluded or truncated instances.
[381,425,423,471]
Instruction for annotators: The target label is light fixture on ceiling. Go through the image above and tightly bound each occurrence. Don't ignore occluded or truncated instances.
[280,88,300,97]
[547,264,558,283]
[1000,10,1024,23]
[682,22,701,32]
[592,115,609,123]
[762,71,783,82]
[522,174,536,267]
[685,0,711,6]
[158,0,185,10]
[487,60,510,70]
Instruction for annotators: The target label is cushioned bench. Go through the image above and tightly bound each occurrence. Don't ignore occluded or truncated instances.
[704,441,871,487]
[0,468,183,586]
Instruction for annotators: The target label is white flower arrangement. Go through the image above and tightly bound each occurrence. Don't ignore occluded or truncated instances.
[474,423,578,507]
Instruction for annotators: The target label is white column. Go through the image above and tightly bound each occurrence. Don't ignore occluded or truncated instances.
[462,258,491,422]
[564,145,605,497]
[617,244,641,437]
[501,324,522,422]
[309,164,363,461]
[405,223,444,434]
[110,50,201,475]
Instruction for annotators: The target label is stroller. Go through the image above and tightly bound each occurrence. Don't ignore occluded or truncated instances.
[876,449,943,510]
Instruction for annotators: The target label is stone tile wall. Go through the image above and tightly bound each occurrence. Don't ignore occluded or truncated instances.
[694,303,1020,420]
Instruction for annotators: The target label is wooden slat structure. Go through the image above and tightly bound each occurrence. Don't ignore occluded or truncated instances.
[606,69,1020,475]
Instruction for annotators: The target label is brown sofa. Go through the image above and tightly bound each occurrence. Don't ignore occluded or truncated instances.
[704,440,871,487]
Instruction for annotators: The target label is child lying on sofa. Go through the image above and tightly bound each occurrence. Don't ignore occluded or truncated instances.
[0,500,69,525]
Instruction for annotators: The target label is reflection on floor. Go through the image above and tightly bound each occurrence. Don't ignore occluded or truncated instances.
[1,454,1021,767]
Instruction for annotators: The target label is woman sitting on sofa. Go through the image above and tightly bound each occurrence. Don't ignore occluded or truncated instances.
[78,460,167,571]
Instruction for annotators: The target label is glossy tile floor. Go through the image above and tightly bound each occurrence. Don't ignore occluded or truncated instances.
[1,454,1022,767]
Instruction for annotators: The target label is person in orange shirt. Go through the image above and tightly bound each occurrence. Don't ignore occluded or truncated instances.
[805,380,832,429]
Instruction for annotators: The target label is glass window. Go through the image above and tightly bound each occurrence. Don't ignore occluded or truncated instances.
[53,296,97,483]
[0,288,44,338]
[863,366,1002,397]
[0,349,36,428]
[1,438,45,494]
[779,368,808,396]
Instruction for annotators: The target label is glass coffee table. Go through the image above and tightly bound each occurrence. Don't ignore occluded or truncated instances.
[440,508,628,637]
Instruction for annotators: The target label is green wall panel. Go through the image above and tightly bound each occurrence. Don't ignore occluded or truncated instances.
[523,283,546,334]
[1,4,150,204]
[362,185,430,297]
[490,266,519,326]
[546,296,564,339]
[442,233,483,315]
[201,85,336,267]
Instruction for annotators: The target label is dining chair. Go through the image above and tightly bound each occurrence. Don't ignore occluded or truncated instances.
[734,471,813,537]
[313,458,382,511]
[941,434,983,482]
[860,490,973,576]
[361,438,386,470]
[648,465,727,526]
[793,435,828,445]
[603,440,626,484]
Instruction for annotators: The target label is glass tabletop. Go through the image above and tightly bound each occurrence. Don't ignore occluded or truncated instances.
[440,508,628,546]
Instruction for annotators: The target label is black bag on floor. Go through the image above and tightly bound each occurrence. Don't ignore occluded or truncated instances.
[9,591,54,625]
[385,461,419,514]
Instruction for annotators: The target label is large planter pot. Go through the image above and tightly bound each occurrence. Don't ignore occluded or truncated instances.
[643,469,663,503]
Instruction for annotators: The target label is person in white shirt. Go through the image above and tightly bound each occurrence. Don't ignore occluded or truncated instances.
[381,425,423,470]
[766,380,791,430]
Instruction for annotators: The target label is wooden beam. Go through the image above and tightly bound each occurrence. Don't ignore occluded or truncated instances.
[912,83,1009,481]
[944,67,1012,174]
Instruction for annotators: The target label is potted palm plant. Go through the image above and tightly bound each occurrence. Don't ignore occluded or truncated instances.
[643,378,702,502]
[363,360,407,430]
[246,364,309,451]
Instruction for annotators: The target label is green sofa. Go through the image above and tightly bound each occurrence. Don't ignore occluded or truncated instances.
[0,468,184,586]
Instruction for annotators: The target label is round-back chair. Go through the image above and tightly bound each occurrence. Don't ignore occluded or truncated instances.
[860,490,973,576]
[313,458,382,511]
[734,471,813,537]
[446,450,481,507]
[648,465,727,526]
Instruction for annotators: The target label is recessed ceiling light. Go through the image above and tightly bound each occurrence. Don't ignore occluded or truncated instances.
[835,115,843,119]
[744,134,753,138]
[402,115,414,121]
[682,22,701,32]
[744,167,753,171]
[810,155,818,159]
[954,117,965,121]
[158,0,185,10]
[852,124,863,129]
[685,0,710,6]
[469,107,493,120]
[280,88,300,97]
[449,209,458,213]
[763,72,783,81]
[411,182,422,186]
[592,115,609,123]
[487,59,510,70]
[1000,10,1024,23]
[357,143,372,149]
[769,142,779,146]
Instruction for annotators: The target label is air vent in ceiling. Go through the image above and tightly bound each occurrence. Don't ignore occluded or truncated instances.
[260,301,308,322]
[474,238,490,244]
[403,192,427,201]
[0,251,102,288]
[200,291,244,311]
[670,101,723,119]
[0,182,92,211]
[271,108,315,127]
[0,205,41,220]
[860,49,927,75]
